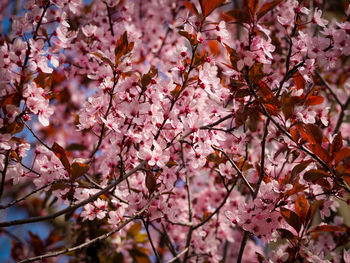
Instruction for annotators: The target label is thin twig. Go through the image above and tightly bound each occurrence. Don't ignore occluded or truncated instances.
[142,217,162,262]
[211,146,254,195]
[166,248,189,263]
[89,72,119,159]
[0,181,56,210]
[0,150,10,200]
[193,180,236,230]
[0,161,145,228]
[253,120,269,199]
[18,193,158,263]
[22,120,51,151]
[83,174,128,204]
[182,173,193,262]
[334,96,350,135]
[315,70,342,106]
[105,2,114,36]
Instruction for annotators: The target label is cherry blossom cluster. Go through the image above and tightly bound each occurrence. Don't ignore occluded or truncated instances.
[0,0,350,262]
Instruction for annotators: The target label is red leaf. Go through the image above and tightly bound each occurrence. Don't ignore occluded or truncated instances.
[306,95,324,106]
[305,200,323,224]
[280,207,302,233]
[146,171,157,195]
[28,231,45,255]
[276,228,297,242]
[114,31,134,65]
[222,9,251,23]
[308,144,331,164]
[293,71,305,90]
[200,0,226,17]
[71,162,90,181]
[295,194,308,223]
[291,160,313,180]
[256,0,282,20]
[304,124,323,145]
[247,0,259,18]
[289,126,300,143]
[281,92,296,120]
[334,148,350,165]
[303,169,329,181]
[184,2,200,17]
[308,225,344,234]
[330,133,343,155]
[52,142,71,173]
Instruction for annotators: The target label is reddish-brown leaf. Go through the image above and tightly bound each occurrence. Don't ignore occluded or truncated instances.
[28,231,45,255]
[91,52,114,69]
[303,169,329,181]
[145,171,157,195]
[247,0,259,18]
[224,43,239,70]
[256,0,282,20]
[306,95,324,106]
[284,181,307,197]
[334,148,350,165]
[115,31,128,62]
[330,133,343,155]
[235,88,251,98]
[281,92,295,120]
[305,200,323,224]
[295,194,308,223]
[249,64,264,84]
[308,144,331,164]
[308,225,344,234]
[71,162,90,181]
[183,2,200,17]
[222,9,251,23]
[52,142,71,173]
[280,207,302,233]
[291,160,313,180]
[289,126,300,143]
[208,40,220,55]
[45,229,63,246]
[200,0,226,17]
[305,124,323,145]
[276,228,297,242]
[293,71,305,90]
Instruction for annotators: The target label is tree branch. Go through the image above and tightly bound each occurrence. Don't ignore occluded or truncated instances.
[211,146,254,195]
[0,150,10,200]
[0,181,56,210]
[142,217,162,262]
[166,248,189,263]
[105,2,114,36]
[0,161,145,228]
[18,193,158,263]
[315,70,342,107]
